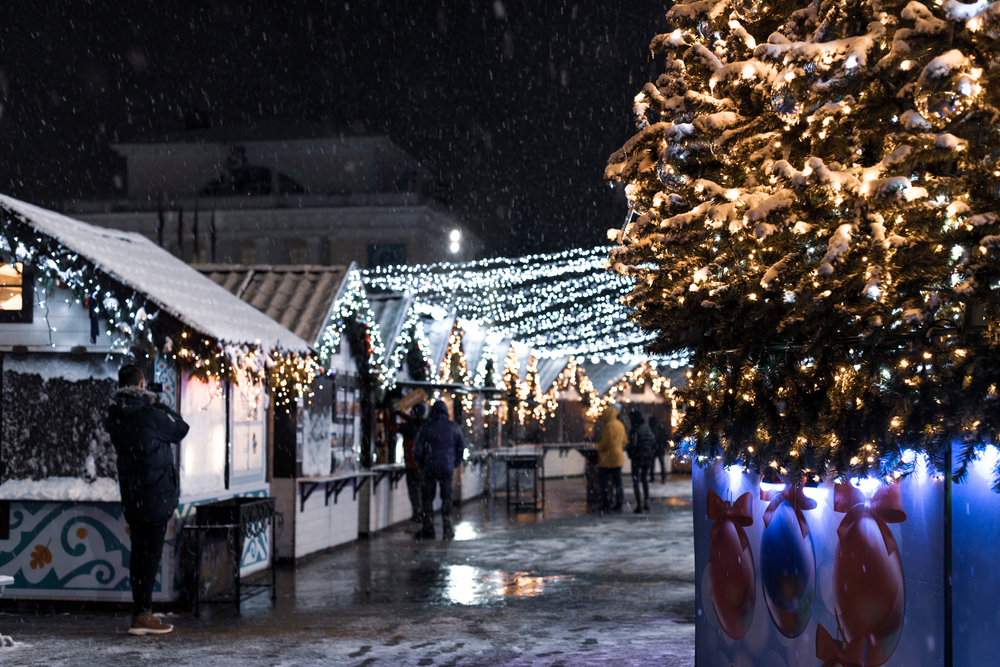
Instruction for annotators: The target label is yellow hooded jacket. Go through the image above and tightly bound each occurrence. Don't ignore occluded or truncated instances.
[596,406,627,468]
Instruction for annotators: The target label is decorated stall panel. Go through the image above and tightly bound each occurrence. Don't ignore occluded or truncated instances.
[694,461,946,667]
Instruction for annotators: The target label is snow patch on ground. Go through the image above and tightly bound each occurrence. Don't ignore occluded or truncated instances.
[0,476,120,501]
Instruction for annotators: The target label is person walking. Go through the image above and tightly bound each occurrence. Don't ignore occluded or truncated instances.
[627,409,656,513]
[397,402,427,524]
[596,405,626,512]
[648,415,671,484]
[106,364,189,635]
[413,400,465,540]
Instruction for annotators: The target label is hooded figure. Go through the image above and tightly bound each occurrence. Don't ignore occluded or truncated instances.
[648,415,671,483]
[596,406,626,468]
[627,409,656,513]
[413,400,466,539]
[413,400,465,477]
[595,406,627,511]
[107,386,189,525]
[626,410,656,465]
[106,364,189,636]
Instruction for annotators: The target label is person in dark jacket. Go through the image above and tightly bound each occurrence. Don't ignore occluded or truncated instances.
[412,400,465,540]
[106,364,189,635]
[626,409,656,513]
[397,402,427,524]
[648,416,671,483]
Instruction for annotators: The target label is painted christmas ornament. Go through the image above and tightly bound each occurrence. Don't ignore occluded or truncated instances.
[832,482,907,666]
[759,482,816,638]
[707,490,755,639]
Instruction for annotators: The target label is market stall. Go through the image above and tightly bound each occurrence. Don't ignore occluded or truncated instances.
[0,195,314,602]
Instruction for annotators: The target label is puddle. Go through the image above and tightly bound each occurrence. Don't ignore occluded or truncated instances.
[451,521,482,541]
[444,565,573,605]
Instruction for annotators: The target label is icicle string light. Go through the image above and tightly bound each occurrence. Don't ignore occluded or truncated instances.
[0,210,319,402]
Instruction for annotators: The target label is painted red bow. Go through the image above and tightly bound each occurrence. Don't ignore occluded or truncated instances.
[834,481,907,555]
[816,623,867,667]
[707,490,753,552]
[760,481,817,538]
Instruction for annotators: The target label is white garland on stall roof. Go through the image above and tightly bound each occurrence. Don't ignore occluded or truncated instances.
[318,271,390,388]
[1,218,317,405]
[386,307,432,387]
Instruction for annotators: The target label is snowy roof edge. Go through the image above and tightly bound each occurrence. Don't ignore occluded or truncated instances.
[0,195,312,354]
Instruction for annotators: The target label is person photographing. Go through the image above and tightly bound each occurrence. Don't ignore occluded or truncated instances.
[107,364,189,635]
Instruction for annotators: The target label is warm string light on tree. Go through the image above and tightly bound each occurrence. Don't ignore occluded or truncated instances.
[438,325,471,384]
[269,350,320,406]
[607,0,1000,486]
[438,324,475,423]
[500,345,520,425]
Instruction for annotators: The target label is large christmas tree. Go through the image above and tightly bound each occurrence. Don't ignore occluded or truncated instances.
[607,0,1000,485]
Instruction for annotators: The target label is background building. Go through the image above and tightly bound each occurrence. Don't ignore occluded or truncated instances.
[63,122,481,268]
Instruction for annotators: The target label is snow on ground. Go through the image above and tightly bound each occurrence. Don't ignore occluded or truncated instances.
[0,476,696,667]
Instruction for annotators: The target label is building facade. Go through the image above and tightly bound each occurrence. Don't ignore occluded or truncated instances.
[63,126,480,268]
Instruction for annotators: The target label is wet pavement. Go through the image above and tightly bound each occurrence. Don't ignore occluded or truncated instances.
[0,475,696,666]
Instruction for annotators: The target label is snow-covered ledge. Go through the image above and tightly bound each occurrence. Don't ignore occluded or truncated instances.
[0,477,120,502]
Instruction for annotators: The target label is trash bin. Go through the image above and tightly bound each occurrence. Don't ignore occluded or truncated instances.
[190,496,276,613]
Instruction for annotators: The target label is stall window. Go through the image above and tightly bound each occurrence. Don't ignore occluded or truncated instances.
[0,263,32,323]
[178,373,228,498]
[230,382,265,484]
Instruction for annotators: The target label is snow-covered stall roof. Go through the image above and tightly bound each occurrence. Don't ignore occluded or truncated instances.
[457,320,490,377]
[536,356,571,393]
[580,361,635,395]
[654,364,689,391]
[369,291,414,361]
[423,312,458,374]
[0,195,311,353]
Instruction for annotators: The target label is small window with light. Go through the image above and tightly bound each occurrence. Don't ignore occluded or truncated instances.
[0,262,33,323]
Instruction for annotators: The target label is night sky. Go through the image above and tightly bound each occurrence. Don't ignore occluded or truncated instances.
[0,1,669,257]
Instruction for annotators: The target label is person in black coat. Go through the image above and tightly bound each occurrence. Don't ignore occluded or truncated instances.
[106,364,189,635]
[648,416,671,484]
[626,409,656,513]
[397,402,427,523]
[412,400,465,540]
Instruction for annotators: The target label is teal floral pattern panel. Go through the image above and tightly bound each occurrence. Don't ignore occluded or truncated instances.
[0,501,168,601]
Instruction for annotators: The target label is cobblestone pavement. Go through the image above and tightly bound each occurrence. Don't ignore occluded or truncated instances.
[0,475,695,666]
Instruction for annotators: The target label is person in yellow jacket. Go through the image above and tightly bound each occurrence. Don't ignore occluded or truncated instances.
[596,405,627,511]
